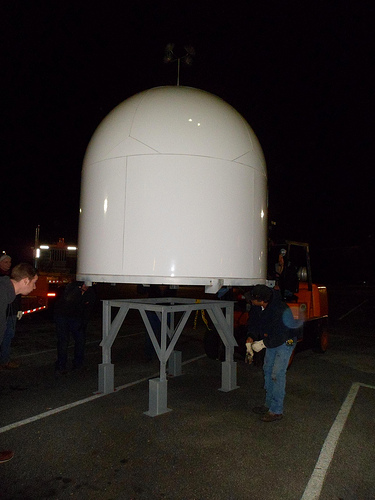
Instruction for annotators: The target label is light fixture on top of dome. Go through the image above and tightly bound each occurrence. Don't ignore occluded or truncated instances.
[164,43,195,86]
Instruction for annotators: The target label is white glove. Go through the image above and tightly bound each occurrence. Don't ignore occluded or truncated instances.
[17,311,23,320]
[245,342,254,363]
[246,342,253,355]
[252,340,266,352]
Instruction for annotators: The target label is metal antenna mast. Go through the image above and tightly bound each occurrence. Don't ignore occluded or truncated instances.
[164,44,195,86]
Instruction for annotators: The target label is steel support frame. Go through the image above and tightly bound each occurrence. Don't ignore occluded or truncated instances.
[99,297,238,416]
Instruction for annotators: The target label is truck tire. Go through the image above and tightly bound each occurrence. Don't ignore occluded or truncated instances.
[314,325,329,353]
[204,330,225,360]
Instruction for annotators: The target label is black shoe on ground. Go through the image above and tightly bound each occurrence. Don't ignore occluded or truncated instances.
[0,450,14,463]
[54,367,68,376]
[252,405,269,414]
[261,412,283,422]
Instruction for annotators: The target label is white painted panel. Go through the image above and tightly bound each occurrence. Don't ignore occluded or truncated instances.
[77,158,126,275]
[122,155,266,279]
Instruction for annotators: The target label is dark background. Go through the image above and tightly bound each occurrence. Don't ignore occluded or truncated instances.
[2,2,373,284]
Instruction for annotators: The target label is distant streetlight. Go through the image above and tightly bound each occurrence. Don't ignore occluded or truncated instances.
[164,43,195,86]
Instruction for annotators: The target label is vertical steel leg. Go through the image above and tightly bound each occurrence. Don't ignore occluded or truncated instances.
[159,310,168,381]
[144,309,172,416]
[216,304,239,392]
[98,300,115,394]
[144,378,172,416]
[220,352,239,392]
[168,350,182,377]
[98,363,115,394]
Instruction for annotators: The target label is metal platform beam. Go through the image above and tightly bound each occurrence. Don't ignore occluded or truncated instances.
[98,298,238,416]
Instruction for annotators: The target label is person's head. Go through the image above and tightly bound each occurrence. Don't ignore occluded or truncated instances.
[10,263,38,296]
[0,254,12,274]
[249,284,273,307]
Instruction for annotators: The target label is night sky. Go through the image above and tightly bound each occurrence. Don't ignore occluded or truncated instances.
[2,3,373,275]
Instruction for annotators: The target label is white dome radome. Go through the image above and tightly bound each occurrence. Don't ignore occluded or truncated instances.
[77,86,268,292]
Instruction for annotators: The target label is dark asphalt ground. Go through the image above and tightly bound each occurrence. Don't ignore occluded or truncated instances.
[1,286,375,499]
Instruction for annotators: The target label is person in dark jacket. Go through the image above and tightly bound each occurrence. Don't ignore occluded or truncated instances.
[247,284,298,422]
[54,281,96,373]
[0,262,38,463]
[0,254,21,369]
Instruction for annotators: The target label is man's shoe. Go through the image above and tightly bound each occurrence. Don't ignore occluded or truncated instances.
[54,367,68,377]
[0,450,14,463]
[1,361,20,369]
[252,405,269,415]
[261,412,283,422]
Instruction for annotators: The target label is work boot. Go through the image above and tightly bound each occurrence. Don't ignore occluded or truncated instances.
[261,412,283,422]
[0,450,14,463]
[1,361,20,369]
[252,405,269,414]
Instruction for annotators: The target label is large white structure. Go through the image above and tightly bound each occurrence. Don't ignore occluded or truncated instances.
[77,86,268,292]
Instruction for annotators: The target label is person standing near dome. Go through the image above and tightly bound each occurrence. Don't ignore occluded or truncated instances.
[0,262,38,463]
[0,254,21,370]
[247,284,297,422]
